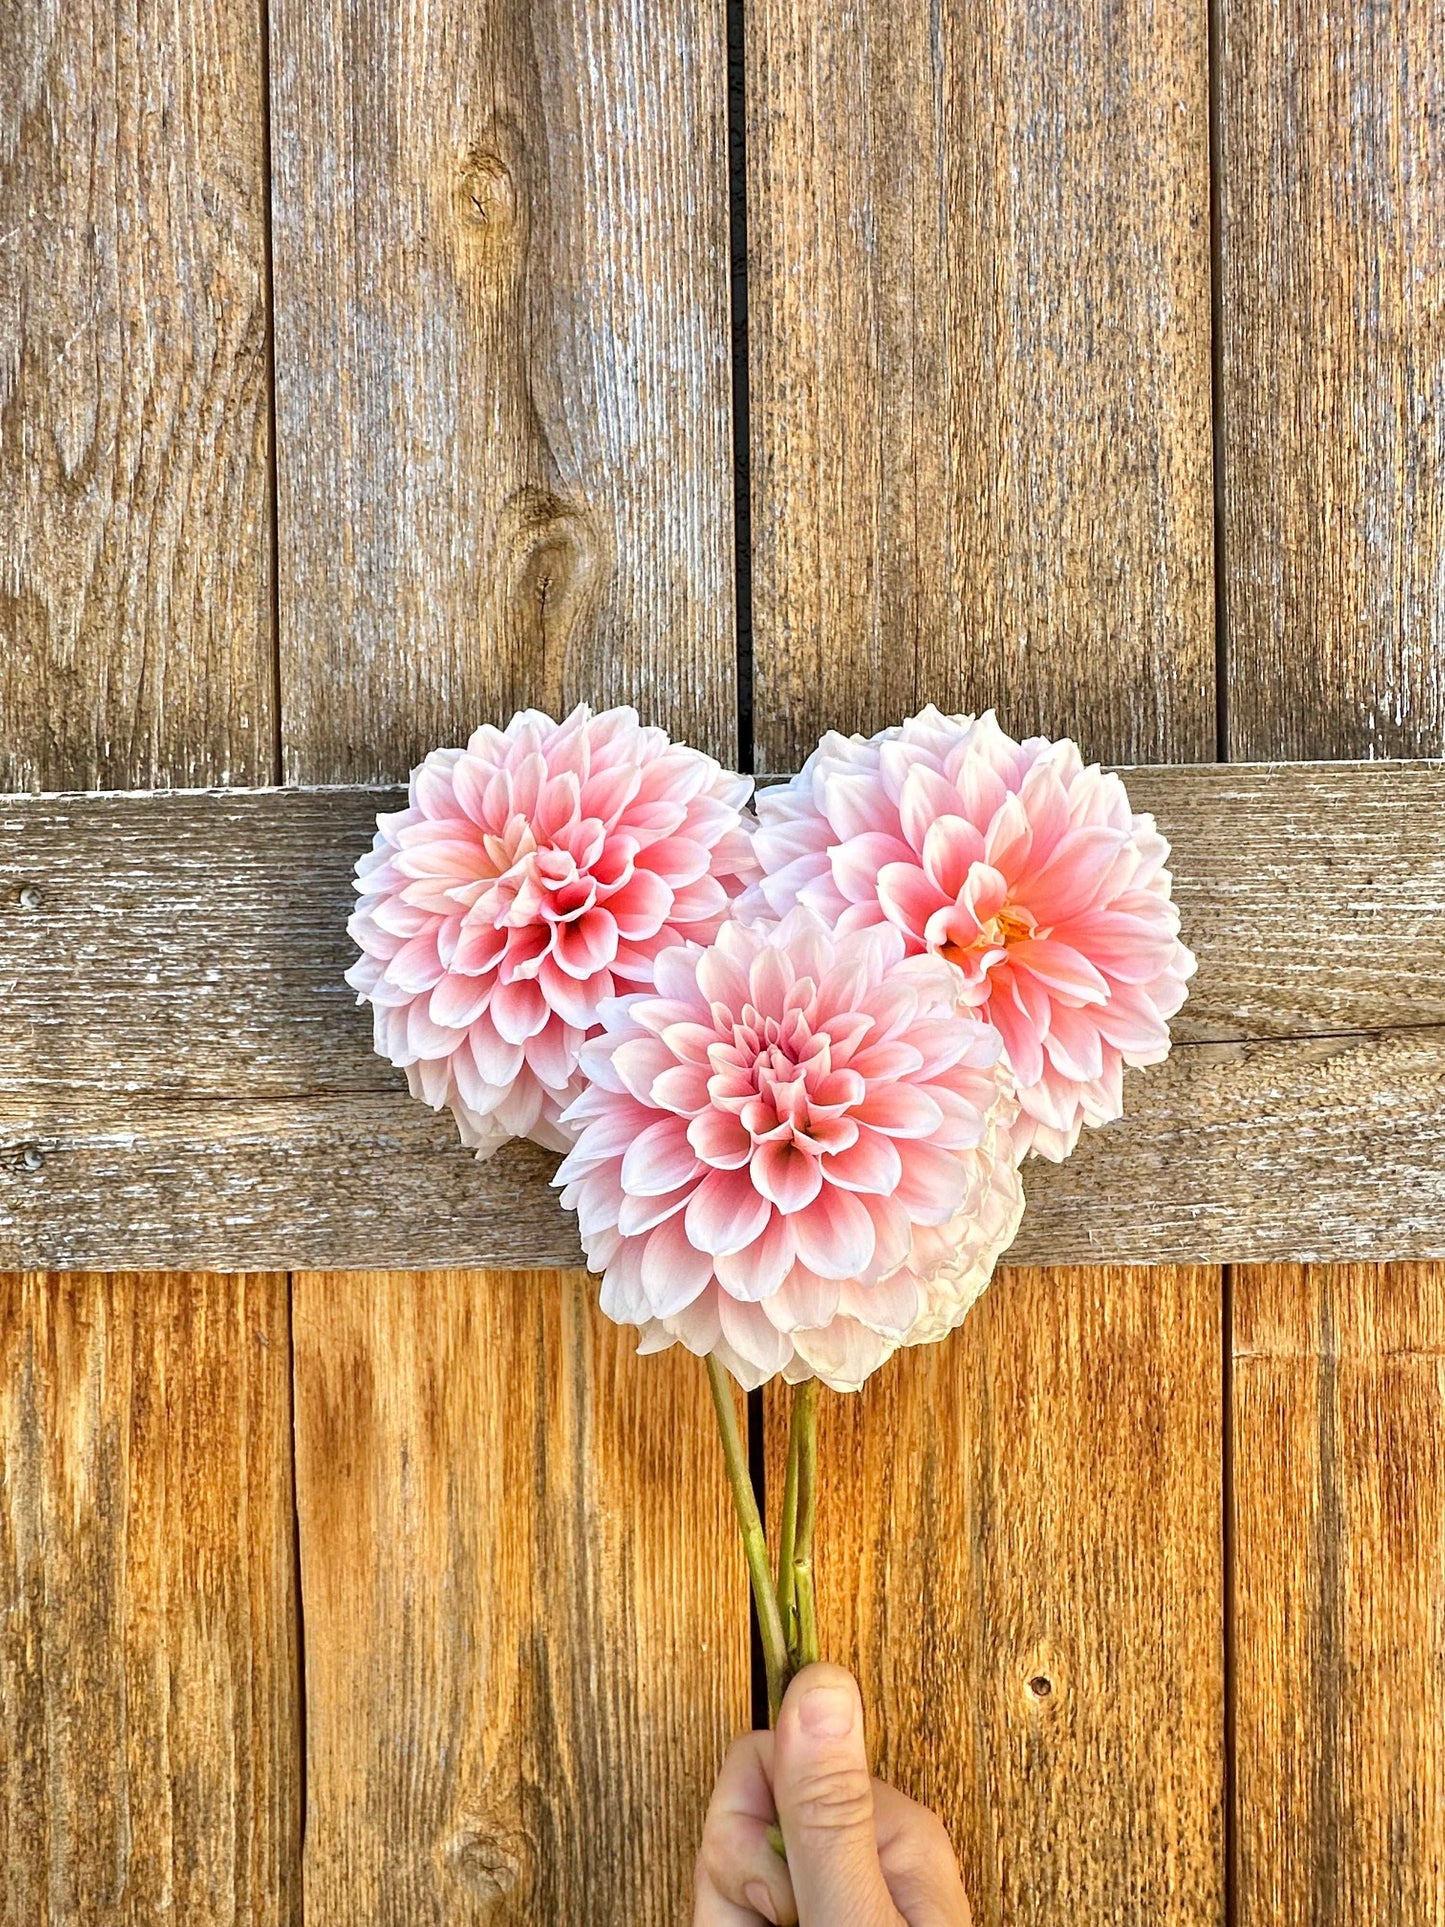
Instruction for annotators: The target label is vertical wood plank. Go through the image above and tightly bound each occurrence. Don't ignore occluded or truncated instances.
[780,1267,1223,1923]
[0,0,276,792]
[746,0,1216,772]
[1233,1266,1445,1924]
[293,1273,746,1923]
[1220,0,1445,762]
[0,1273,300,1925]
[1221,2,1445,1911]
[0,0,300,1911]
[269,0,746,1917]
[270,0,737,783]
[747,3,1224,1918]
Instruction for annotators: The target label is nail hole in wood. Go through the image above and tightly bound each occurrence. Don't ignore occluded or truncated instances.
[1028,1675,1053,1699]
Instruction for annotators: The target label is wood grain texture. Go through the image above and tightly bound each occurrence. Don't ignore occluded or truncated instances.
[747,4,1224,1914]
[1220,7,1445,1911]
[267,1,748,1914]
[4,761,1444,1100]
[0,0,276,792]
[1220,0,1445,760]
[0,1271,300,1924]
[293,1270,746,1923]
[768,1266,1224,1924]
[0,0,299,1903]
[1233,1264,1445,1924]
[4,766,1445,1271]
[745,0,1215,771]
[269,0,736,783]
[8,1027,1445,1274]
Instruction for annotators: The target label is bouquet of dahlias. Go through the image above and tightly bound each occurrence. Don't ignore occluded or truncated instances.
[348,704,1194,1713]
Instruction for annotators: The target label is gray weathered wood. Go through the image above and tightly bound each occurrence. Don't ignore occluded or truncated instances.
[3,760,1444,1269]
[0,0,276,792]
[746,0,1216,775]
[1220,0,1445,761]
[270,0,737,787]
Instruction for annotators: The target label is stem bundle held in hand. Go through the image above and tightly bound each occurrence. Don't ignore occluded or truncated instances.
[707,1360,820,1721]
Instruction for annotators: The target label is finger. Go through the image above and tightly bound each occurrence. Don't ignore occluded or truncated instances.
[871,1781,972,1925]
[692,1854,774,1926]
[698,1733,799,1924]
[771,1665,902,1926]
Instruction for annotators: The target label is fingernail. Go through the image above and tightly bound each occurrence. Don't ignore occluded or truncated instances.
[744,1879,780,1922]
[797,1679,857,1740]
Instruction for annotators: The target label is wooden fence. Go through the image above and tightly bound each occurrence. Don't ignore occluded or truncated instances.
[3,0,1443,1920]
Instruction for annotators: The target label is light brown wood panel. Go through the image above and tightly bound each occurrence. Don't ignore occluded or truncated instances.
[1220,0,1445,761]
[0,0,275,792]
[293,1271,746,1923]
[1233,1265,1445,1924]
[269,0,737,782]
[748,0,1224,1917]
[768,1267,1224,1925]
[0,1272,300,1924]
[269,0,747,1915]
[746,0,1215,771]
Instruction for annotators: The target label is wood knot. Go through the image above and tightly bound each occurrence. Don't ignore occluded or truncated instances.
[440,1821,524,1902]
[455,146,517,235]
[451,127,527,288]
[487,486,604,682]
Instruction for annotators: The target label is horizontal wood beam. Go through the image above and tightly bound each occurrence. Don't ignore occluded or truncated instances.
[3,762,1443,1270]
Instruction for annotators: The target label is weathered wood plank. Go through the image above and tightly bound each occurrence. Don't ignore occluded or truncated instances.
[771,1266,1224,1925]
[4,761,1443,1100]
[6,1024,1445,1274]
[746,0,1216,773]
[0,0,276,792]
[747,2,1223,1916]
[267,0,746,1915]
[269,0,737,784]
[293,1270,746,1923]
[3,764,1445,1270]
[1220,1,1445,1912]
[1220,0,1445,762]
[1233,1264,1445,1924]
[0,1271,300,1924]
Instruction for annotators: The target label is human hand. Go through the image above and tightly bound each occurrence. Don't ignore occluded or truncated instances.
[692,1663,972,1925]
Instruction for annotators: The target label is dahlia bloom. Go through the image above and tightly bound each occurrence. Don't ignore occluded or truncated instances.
[741,707,1196,1160]
[554,908,1023,1391]
[346,706,755,1156]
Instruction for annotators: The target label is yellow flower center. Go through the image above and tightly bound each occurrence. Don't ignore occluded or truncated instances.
[940,900,1036,970]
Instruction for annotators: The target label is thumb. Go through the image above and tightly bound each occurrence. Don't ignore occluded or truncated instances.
[771,1665,899,1925]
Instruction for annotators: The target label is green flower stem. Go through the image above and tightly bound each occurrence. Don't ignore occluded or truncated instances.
[791,1379,820,1668]
[706,1354,790,1723]
[776,1398,802,1664]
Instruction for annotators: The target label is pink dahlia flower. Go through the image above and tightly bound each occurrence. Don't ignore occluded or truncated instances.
[554,908,1023,1391]
[346,706,756,1156]
[740,707,1196,1160]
